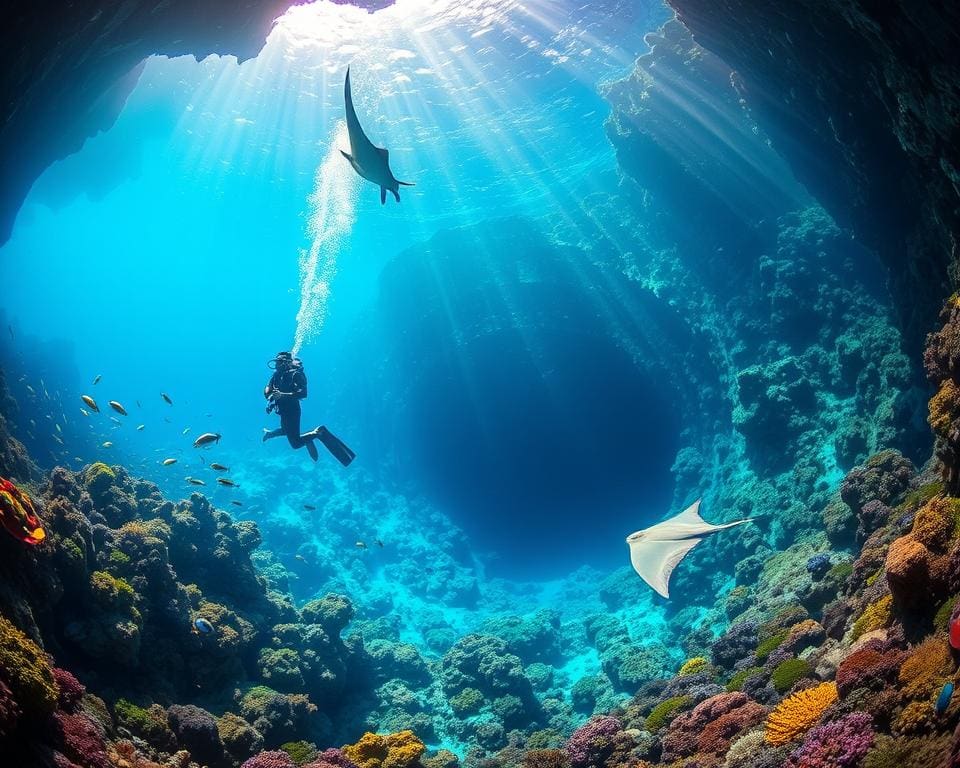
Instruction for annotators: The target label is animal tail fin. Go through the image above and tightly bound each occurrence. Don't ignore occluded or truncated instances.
[397,180,415,186]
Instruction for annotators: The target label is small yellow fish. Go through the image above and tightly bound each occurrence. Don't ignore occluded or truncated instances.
[102,441,113,448]
[92,375,102,385]
[186,477,206,486]
[108,401,128,416]
[216,478,238,487]
[210,463,229,472]
[81,395,99,413]
[162,458,178,466]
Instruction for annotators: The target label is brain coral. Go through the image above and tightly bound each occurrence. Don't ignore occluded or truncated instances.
[342,731,425,768]
[784,711,874,768]
[765,682,838,745]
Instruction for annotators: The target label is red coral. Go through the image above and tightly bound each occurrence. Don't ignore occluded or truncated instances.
[52,711,110,768]
[0,676,21,737]
[835,647,903,697]
[662,692,766,760]
[53,668,85,713]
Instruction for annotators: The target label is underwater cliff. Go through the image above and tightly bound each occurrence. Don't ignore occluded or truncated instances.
[1,0,960,767]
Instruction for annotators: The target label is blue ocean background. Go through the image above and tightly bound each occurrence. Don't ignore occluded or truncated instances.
[0,0,930,756]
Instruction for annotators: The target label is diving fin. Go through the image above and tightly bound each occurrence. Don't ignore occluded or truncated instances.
[316,426,356,467]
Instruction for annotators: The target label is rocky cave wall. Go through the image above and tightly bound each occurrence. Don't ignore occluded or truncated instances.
[663,0,960,355]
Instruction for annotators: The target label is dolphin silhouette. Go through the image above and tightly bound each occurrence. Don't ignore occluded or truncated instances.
[341,67,414,204]
[626,499,753,599]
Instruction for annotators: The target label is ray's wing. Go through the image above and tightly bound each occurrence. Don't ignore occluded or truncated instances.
[668,498,706,527]
[628,537,702,599]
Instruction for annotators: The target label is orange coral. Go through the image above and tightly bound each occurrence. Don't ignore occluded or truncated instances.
[898,636,953,700]
[343,731,425,768]
[911,496,959,551]
[764,682,837,746]
[929,379,960,435]
[885,535,932,609]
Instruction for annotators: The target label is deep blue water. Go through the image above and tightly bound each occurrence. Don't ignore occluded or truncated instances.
[1,0,676,581]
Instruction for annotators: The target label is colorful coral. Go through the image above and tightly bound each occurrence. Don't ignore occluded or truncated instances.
[0,614,58,715]
[765,682,838,745]
[342,731,425,768]
[785,712,874,768]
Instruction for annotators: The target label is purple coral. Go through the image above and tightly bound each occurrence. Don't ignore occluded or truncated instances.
[784,712,874,768]
[305,749,360,768]
[711,621,758,669]
[241,751,297,768]
[564,715,621,768]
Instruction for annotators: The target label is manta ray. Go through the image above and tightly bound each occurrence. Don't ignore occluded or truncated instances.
[341,67,414,204]
[626,499,753,599]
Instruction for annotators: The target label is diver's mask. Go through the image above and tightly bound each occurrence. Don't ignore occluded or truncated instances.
[268,351,293,370]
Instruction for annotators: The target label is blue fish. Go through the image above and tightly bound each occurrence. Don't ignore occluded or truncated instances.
[193,617,214,635]
[936,681,954,714]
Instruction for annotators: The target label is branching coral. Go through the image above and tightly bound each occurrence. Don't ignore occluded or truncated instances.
[342,731,425,768]
[784,711,874,768]
[765,682,837,745]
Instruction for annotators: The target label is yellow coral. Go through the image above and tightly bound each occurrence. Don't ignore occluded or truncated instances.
[764,682,837,746]
[929,380,960,436]
[892,699,936,736]
[0,615,59,715]
[898,636,953,700]
[911,496,959,551]
[83,461,116,492]
[851,595,893,640]
[678,657,709,676]
[343,731,425,768]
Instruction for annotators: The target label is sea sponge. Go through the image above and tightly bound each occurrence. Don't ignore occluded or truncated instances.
[851,594,894,640]
[784,711,874,768]
[0,614,58,715]
[678,657,710,676]
[765,682,838,745]
[898,636,953,700]
[342,731,425,768]
[770,658,813,693]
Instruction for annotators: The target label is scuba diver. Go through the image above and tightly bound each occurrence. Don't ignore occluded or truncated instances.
[262,351,356,467]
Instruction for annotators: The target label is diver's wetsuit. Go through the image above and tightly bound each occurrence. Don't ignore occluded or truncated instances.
[263,361,319,461]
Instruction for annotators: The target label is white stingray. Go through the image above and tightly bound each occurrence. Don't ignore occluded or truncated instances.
[626,499,753,599]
